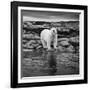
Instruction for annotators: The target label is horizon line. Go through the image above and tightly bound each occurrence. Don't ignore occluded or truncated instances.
[23,20,79,22]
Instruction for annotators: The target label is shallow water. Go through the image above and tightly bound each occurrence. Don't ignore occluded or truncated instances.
[21,49,79,77]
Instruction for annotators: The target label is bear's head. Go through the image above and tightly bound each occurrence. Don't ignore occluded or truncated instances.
[51,27,57,35]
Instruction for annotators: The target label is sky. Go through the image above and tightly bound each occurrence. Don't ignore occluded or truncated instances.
[22,10,80,22]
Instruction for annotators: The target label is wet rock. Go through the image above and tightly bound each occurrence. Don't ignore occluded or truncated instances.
[69,36,79,52]
[23,42,35,49]
[23,32,40,39]
[23,44,27,48]
[36,45,42,49]
[31,43,39,47]
[23,39,43,50]
[58,44,74,52]
[23,34,34,38]
[27,40,36,45]
[58,38,70,48]
[22,40,27,44]
[58,38,69,42]
[34,34,40,39]
[66,45,75,52]
[75,46,79,53]
[58,46,65,51]
[37,40,42,44]
[23,49,34,52]
[59,40,70,47]
[28,45,34,49]
[69,36,79,43]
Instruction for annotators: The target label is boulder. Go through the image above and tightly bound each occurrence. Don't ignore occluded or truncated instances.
[69,36,79,43]
[66,45,75,52]
[27,40,36,46]
[59,40,70,47]
[58,46,65,52]
[31,43,39,48]
[28,45,34,49]
[23,33,34,38]
[58,38,69,42]
[69,36,79,49]
[58,38,70,48]
[36,45,42,49]
[37,40,42,44]
[34,34,40,39]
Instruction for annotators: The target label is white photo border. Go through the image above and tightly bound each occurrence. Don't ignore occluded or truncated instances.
[18,6,84,83]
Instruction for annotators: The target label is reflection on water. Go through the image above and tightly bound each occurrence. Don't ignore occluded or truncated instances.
[44,51,57,75]
[21,49,79,77]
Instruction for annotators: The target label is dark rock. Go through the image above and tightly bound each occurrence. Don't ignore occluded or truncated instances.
[28,40,36,45]
[36,45,42,49]
[34,34,40,39]
[58,38,69,42]
[69,36,79,49]
[66,45,75,52]
[58,46,65,51]
[69,36,79,43]
[59,40,70,47]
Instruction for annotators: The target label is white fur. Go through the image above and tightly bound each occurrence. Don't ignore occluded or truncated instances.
[40,27,57,50]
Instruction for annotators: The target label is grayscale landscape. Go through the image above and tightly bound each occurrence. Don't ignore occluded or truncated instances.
[21,10,80,78]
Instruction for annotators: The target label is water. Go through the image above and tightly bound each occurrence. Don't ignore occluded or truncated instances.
[21,49,79,78]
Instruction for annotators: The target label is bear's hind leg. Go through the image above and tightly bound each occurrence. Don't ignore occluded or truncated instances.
[41,39,47,49]
[47,40,52,50]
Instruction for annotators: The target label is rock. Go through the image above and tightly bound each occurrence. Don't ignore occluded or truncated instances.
[58,46,65,51]
[23,41,35,49]
[58,44,74,52]
[69,36,79,43]
[23,39,42,50]
[23,33,34,38]
[37,40,42,44]
[29,34,34,38]
[34,34,40,39]
[59,40,70,47]
[58,38,69,42]
[23,49,34,52]
[23,44,27,48]
[23,33,40,39]
[75,46,79,52]
[36,45,42,49]
[28,45,34,49]
[31,43,39,48]
[69,36,79,49]
[26,40,36,46]
[58,38,70,47]
[66,45,75,52]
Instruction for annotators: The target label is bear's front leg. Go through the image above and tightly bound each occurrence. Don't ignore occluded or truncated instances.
[47,40,52,51]
[53,37,57,49]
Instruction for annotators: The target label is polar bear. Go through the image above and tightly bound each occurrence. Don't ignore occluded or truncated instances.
[40,27,57,50]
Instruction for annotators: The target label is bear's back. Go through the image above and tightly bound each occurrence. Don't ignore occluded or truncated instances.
[40,29,50,36]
